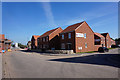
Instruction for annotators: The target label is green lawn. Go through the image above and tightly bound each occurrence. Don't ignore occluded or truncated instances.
[108,48,116,49]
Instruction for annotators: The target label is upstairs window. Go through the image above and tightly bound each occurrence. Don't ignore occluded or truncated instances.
[37,38,39,42]
[40,38,42,41]
[84,33,86,38]
[62,34,64,39]
[46,37,48,42]
[68,33,71,39]
[43,38,45,42]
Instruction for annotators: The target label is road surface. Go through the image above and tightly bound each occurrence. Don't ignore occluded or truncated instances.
[2,48,120,78]
[0,53,2,80]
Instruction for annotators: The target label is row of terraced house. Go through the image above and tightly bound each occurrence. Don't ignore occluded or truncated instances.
[31,21,115,53]
[0,34,12,52]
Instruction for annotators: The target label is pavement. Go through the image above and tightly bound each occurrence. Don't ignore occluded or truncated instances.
[2,48,120,78]
[0,53,2,80]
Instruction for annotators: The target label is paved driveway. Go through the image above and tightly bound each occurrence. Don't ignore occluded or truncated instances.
[2,48,119,78]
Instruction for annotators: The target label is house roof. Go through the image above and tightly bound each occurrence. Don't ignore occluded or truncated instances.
[40,27,60,38]
[32,35,40,39]
[60,21,84,33]
[111,38,115,41]
[94,33,104,38]
[101,33,108,37]
[5,39,12,43]
[0,34,5,39]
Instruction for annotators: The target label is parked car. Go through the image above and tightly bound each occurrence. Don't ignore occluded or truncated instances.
[98,47,109,52]
[111,45,119,48]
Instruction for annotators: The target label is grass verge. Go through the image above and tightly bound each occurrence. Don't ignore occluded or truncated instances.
[76,51,97,54]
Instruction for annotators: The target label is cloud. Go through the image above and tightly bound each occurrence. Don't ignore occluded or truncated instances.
[65,4,117,25]
[41,2,57,27]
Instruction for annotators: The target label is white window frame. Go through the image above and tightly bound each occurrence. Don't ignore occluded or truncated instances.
[61,43,65,49]
[85,43,87,48]
[62,34,64,39]
[68,33,71,39]
[84,33,86,38]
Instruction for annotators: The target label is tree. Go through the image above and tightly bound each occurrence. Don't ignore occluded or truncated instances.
[18,43,27,49]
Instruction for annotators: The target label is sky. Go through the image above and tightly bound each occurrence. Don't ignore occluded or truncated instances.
[2,2,118,45]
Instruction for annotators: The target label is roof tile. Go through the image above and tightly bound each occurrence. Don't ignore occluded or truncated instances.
[60,21,84,33]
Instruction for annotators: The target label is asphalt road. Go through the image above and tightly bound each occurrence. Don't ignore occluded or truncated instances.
[0,53,2,80]
[2,48,120,78]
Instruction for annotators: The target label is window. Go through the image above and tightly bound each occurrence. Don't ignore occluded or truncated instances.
[84,33,86,38]
[37,38,39,43]
[46,37,48,42]
[62,34,64,39]
[43,38,45,42]
[68,33,71,39]
[85,43,87,48]
[61,43,65,49]
[40,45,42,48]
[40,38,42,41]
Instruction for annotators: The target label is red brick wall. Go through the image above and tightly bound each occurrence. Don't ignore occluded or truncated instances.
[111,39,116,45]
[31,38,35,49]
[0,43,4,50]
[105,34,111,48]
[75,22,94,53]
[31,37,38,49]
[94,35,105,51]
[60,31,75,52]
[38,27,63,50]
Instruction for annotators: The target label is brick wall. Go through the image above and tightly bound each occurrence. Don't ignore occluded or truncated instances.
[75,22,94,53]
[105,34,111,48]
[60,31,75,52]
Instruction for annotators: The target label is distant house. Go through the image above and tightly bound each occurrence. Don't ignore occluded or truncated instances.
[94,33,105,51]
[111,38,116,45]
[59,21,94,53]
[31,35,40,49]
[0,34,12,51]
[38,27,63,50]
[94,33,105,46]
[101,33,112,48]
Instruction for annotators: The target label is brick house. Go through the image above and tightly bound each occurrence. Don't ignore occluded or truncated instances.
[94,32,105,51]
[111,38,116,45]
[101,33,112,48]
[31,35,40,49]
[59,21,94,53]
[0,34,12,51]
[38,27,63,50]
